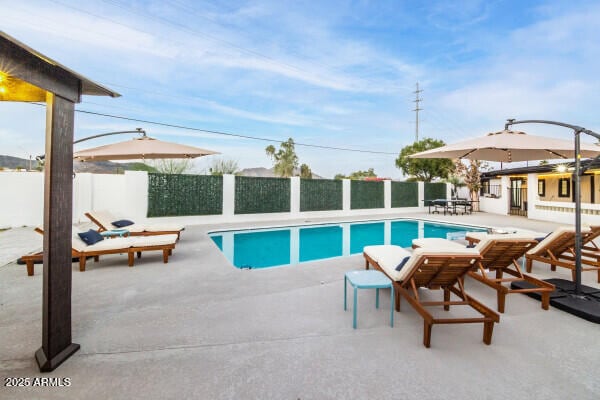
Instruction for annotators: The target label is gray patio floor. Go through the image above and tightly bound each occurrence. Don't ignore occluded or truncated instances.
[0,213,598,399]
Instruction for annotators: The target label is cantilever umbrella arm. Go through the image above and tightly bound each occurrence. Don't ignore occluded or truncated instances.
[73,128,146,144]
[38,129,146,161]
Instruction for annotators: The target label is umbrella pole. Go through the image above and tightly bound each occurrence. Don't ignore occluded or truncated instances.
[574,131,582,296]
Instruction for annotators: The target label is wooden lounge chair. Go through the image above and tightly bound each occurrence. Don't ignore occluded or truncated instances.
[363,245,498,348]
[465,228,546,246]
[582,225,600,252]
[85,210,185,239]
[525,226,600,283]
[414,236,555,312]
[20,227,177,275]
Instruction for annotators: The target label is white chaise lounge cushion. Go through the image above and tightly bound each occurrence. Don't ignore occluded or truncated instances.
[90,210,185,232]
[466,229,546,243]
[411,238,466,250]
[130,234,178,247]
[71,230,134,252]
[525,226,589,256]
[364,245,412,281]
[473,234,538,254]
[364,245,479,282]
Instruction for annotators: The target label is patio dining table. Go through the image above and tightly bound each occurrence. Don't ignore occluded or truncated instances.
[423,199,478,215]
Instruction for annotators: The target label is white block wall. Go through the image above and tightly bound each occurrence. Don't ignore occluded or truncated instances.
[0,172,438,228]
[0,172,44,228]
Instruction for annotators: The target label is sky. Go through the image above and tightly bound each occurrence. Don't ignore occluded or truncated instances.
[1,0,599,178]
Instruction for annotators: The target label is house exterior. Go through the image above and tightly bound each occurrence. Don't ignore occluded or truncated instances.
[479,160,600,224]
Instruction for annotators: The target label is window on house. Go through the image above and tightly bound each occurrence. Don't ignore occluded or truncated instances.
[558,178,570,197]
[538,179,546,197]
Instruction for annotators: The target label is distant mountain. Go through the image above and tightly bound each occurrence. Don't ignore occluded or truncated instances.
[238,167,323,179]
[0,155,40,170]
[0,155,156,174]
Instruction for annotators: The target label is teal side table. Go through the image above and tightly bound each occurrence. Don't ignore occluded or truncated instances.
[344,270,394,329]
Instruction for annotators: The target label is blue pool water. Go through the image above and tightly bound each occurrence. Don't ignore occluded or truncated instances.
[210,219,486,269]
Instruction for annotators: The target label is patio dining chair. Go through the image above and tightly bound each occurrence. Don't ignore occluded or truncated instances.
[363,245,498,348]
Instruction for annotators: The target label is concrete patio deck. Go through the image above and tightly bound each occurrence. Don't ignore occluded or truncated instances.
[1,212,598,399]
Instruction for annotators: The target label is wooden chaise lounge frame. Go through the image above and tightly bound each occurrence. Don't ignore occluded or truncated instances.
[20,227,176,276]
[364,251,499,348]
[85,212,182,239]
[525,227,600,283]
[466,238,555,313]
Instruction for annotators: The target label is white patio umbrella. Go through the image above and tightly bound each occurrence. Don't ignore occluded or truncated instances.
[74,134,219,161]
[410,129,600,162]
[410,123,600,315]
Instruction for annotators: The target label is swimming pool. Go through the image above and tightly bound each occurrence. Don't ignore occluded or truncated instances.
[209,219,487,269]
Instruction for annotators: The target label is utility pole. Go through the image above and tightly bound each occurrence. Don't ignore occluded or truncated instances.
[413,82,423,142]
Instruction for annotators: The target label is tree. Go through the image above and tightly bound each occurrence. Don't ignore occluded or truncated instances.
[209,157,240,175]
[446,175,466,198]
[396,138,454,182]
[334,168,377,180]
[265,138,299,178]
[454,159,489,210]
[300,163,312,179]
[129,162,158,173]
[151,159,194,174]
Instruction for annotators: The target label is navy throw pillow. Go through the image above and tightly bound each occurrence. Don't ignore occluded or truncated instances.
[112,219,134,228]
[395,256,410,271]
[78,229,104,246]
[535,233,551,242]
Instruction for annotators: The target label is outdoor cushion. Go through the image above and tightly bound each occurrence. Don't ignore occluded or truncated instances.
[395,256,410,271]
[535,233,551,242]
[396,247,480,282]
[466,230,547,243]
[71,234,133,252]
[412,238,466,249]
[78,229,104,246]
[365,245,479,282]
[130,234,178,247]
[143,224,186,232]
[526,226,590,256]
[112,219,134,228]
[363,245,408,265]
[474,234,536,253]
[90,210,184,232]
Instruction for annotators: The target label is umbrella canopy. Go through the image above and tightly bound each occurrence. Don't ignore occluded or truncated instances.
[74,135,219,161]
[410,130,600,162]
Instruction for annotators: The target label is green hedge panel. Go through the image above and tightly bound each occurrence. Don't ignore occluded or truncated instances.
[300,179,342,211]
[147,173,223,217]
[351,180,384,209]
[235,176,290,214]
[391,182,418,207]
[424,182,447,200]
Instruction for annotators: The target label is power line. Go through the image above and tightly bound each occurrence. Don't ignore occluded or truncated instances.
[27,102,397,155]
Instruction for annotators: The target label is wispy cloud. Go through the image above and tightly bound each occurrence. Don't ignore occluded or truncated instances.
[1,1,599,177]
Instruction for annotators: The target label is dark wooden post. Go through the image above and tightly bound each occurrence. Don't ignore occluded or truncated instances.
[35,92,80,371]
[1,31,118,372]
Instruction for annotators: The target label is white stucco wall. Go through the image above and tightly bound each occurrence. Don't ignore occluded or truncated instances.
[0,172,44,228]
[6,169,599,228]
[479,177,509,215]
[0,171,443,228]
